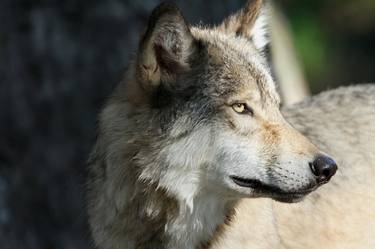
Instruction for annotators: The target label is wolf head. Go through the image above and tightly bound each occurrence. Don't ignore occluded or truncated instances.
[103,0,337,206]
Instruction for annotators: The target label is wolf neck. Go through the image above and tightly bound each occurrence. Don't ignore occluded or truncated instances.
[164,192,235,249]
[125,178,235,249]
[129,181,234,249]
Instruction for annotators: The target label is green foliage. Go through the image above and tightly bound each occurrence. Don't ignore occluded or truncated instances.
[291,15,329,84]
[281,0,375,91]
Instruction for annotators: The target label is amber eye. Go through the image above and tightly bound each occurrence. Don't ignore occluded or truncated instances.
[232,103,254,115]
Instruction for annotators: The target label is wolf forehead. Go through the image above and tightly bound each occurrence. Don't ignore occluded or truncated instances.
[154,27,280,105]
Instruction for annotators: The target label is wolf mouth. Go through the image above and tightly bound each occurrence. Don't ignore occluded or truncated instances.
[230,176,315,201]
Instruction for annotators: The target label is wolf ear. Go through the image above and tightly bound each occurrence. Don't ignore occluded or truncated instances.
[136,3,196,91]
[218,0,268,52]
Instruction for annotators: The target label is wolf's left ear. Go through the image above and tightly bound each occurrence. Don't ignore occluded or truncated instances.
[217,0,268,52]
[136,3,197,91]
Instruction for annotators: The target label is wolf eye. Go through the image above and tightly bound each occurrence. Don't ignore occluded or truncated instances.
[232,103,253,115]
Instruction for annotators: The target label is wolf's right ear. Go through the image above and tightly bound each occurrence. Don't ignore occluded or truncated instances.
[217,0,268,52]
[136,3,196,91]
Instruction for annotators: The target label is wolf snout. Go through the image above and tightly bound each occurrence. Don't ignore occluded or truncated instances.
[310,155,338,184]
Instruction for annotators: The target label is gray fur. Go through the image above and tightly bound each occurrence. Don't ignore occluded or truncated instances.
[87,2,373,249]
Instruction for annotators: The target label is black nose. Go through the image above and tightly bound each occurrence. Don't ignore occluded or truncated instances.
[310,155,338,184]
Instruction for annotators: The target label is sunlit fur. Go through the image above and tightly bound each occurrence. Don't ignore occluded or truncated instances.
[210,85,375,249]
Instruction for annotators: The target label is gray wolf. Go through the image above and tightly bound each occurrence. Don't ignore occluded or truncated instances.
[87,1,346,248]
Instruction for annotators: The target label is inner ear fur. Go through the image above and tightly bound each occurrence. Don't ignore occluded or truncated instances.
[136,3,196,92]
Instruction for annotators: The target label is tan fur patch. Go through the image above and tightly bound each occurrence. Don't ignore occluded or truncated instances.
[262,121,281,145]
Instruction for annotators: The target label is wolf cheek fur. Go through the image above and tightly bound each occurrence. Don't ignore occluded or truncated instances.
[87,1,339,249]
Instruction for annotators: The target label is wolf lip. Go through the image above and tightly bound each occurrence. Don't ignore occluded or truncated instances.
[231,176,264,189]
[230,176,315,196]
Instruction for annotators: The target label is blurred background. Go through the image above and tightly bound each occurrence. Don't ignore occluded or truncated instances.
[0,0,374,248]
